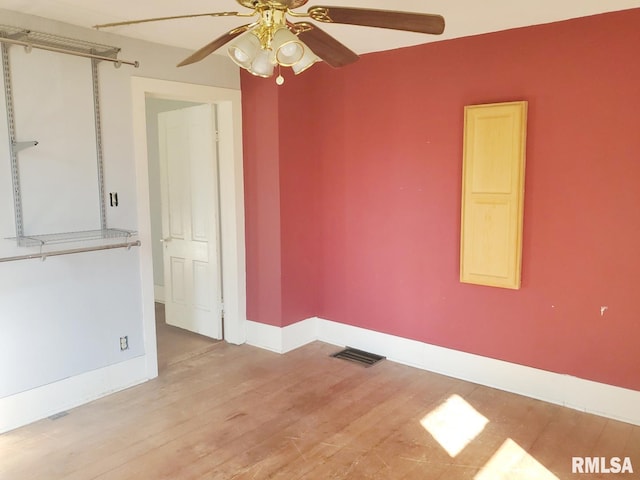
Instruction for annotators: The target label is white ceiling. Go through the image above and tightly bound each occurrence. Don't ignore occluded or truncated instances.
[1,0,639,56]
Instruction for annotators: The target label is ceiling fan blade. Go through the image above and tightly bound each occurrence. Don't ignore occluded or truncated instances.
[94,12,241,30]
[295,22,359,68]
[177,25,253,67]
[308,6,445,35]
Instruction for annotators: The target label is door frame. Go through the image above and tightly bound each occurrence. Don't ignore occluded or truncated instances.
[131,77,247,380]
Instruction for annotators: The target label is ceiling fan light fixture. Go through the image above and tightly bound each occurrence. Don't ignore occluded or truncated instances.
[227,30,261,69]
[292,46,319,75]
[272,27,305,67]
[248,49,275,77]
[96,4,447,82]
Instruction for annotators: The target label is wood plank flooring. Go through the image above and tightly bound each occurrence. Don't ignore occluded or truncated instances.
[154,302,220,373]
[1,307,638,479]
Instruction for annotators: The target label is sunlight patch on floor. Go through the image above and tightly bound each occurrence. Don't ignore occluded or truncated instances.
[474,438,559,480]
[420,394,489,457]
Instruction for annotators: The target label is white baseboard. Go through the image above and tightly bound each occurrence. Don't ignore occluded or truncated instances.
[7,318,638,434]
[246,317,640,426]
[154,285,165,303]
[0,355,150,434]
[246,318,317,354]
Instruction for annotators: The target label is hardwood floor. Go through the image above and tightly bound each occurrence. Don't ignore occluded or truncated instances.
[155,302,220,373]
[1,311,638,479]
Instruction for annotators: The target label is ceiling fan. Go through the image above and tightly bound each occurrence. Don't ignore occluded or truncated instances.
[95,0,445,83]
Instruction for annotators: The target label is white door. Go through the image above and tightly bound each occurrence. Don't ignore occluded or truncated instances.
[158,104,222,339]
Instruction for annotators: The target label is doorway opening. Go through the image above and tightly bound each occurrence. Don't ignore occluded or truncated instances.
[131,77,247,380]
[146,99,222,370]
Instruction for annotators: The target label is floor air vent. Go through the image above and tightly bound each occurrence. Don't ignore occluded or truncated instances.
[331,347,385,367]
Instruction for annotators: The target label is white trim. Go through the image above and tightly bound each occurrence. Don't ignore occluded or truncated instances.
[131,77,247,384]
[245,317,640,426]
[154,284,165,303]
[282,318,319,353]
[246,320,283,353]
[0,356,148,433]
[246,318,318,354]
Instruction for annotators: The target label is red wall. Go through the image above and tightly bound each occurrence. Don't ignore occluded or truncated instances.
[242,9,640,389]
[242,73,322,326]
[242,79,283,326]
[277,78,323,325]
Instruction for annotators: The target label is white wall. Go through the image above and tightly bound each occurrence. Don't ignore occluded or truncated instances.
[7,47,100,235]
[0,8,239,429]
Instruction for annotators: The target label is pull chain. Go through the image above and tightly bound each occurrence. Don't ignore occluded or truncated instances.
[276,64,284,86]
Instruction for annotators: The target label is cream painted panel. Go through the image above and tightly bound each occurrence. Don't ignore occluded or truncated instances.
[190,119,213,243]
[193,260,211,311]
[461,101,527,289]
[467,199,511,279]
[470,114,515,194]
[165,122,188,240]
[170,257,187,304]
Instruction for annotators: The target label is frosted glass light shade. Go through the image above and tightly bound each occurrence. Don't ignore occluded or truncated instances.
[272,28,304,66]
[292,46,320,75]
[228,31,261,69]
[249,50,275,77]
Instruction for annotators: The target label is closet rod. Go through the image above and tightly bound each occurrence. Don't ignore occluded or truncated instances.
[0,240,141,263]
[0,37,139,67]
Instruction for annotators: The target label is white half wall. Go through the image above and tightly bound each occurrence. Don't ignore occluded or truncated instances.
[246,317,640,427]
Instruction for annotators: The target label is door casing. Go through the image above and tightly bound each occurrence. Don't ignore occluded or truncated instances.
[131,77,246,380]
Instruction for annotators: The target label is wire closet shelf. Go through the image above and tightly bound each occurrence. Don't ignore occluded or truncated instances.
[0,25,139,67]
[0,25,140,261]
